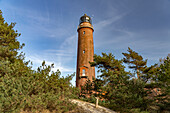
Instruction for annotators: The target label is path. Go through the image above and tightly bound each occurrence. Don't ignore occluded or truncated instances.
[70,99,116,113]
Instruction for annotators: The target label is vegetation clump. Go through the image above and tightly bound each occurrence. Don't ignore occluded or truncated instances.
[81,51,170,112]
[0,10,79,113]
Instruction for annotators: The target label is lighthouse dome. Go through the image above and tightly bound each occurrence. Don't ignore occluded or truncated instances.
[79,14,92,24]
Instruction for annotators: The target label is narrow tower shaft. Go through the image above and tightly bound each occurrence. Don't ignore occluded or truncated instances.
[76,14,95,89]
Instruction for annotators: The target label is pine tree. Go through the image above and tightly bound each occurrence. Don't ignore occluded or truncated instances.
[141,64,158,83]
[153,56,170,111]
[122,47,147,79]
[89,53,150,112]
[0,10,24,63]
[0,10,30,112]
[90,53,129,84]
[0,10,78,112]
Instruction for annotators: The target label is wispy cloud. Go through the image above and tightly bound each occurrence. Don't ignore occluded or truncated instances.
[94,12,128,31]
[27,54,74,73]
[95,27,170,61]
[60,34,77,50]
[57,12,129,56]
[44,49,75,57]
[2,2,69,39]
[49,12,130,74]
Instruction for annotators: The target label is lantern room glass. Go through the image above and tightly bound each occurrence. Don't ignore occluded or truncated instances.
[79,14,92,24]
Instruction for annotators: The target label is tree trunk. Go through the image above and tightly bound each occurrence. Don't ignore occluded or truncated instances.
[137,69,140,79]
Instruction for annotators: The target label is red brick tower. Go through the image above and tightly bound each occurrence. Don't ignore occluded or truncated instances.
[76,14,95,89]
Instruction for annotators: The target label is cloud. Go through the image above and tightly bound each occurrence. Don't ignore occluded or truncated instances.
[44,49,76,57]
[26,54,76,86]
[1,2,69,39]
[26,54,74,73]
[95,27,170,62]
[57,12,129,57]
[60,35,77,49]
[48,12,130,76]
[94,12,128,31]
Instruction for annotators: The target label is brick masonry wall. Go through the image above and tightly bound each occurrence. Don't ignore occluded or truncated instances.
[76,22,95,88]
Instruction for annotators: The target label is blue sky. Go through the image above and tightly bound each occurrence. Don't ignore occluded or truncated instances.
[0,0,170,86]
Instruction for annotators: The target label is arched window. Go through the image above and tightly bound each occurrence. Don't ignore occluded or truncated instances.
[83,31,85,34]
[82,69,85,76]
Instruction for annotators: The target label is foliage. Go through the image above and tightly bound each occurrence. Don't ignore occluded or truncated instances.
[0,10,24,63]
[81,53,150,112]
[152,56,170,112]
[122,47,147,79]
[0,10,79,113]
[140,64,158,83]
[82,51,170,112]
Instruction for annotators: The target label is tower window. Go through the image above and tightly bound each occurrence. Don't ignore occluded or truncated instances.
[83,31,85,34]
[83,50,85,54]
[82,69,85,76]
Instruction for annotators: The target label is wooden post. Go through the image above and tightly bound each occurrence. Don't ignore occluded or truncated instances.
[95,97,99,108]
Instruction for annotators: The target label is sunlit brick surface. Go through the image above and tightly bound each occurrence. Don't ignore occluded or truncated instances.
[76,20,95,89]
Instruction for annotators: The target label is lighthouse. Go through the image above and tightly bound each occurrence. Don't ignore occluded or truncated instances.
[76,14,95,88]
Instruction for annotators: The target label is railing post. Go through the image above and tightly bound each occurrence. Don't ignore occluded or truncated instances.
[95,97,99,108]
